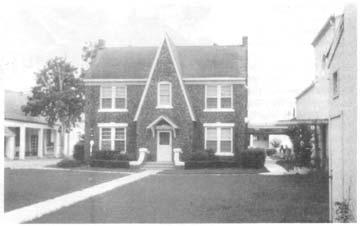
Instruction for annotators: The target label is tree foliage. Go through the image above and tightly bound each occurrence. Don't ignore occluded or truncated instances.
[22,57,85,132]
[81,39,105,65]
[287,124,313,167]
[270,138,282,148]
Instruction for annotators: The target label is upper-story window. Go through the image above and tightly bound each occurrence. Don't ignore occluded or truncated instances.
[100,86,127,112]
[205,84,233,111]
[157,82,172,108]
[332,71,339,98]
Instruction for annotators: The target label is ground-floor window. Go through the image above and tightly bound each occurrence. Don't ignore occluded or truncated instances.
[205,125,233,156]
[99,127,126,152]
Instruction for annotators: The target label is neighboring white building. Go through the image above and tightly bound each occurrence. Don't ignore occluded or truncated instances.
[295,5,357,222]
[4,90,83,160]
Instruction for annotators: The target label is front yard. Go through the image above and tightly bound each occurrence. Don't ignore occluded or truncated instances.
[4,169,127,212]
[28,170,329,223]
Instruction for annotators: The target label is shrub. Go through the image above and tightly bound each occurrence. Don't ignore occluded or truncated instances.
[239,148,266,168]
[188,151,209,161]
[91,151,129,161]
[57,158,82,168]
[89,159,130,168]
[205,148,219,160]
[73,140,85,161]
[266,148,277,156]
[185,160,238,169]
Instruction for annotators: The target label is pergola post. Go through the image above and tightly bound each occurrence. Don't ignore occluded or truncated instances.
[37,128,44,158]
[19,126,26,160]
[5,136,15,160]
[55,130,61,157]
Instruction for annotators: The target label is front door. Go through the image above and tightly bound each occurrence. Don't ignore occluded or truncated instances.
[157,131,172,162]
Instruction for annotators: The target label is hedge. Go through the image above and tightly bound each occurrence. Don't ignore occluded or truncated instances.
[266,148,277,156]
[239,148,266,168]
[89,159,130,168]
[185,160,239,169]
[73,141,85,161]
[91,151,129,161]
[57,158,83,168]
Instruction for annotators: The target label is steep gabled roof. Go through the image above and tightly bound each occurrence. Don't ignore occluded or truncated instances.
[85,40,247,79]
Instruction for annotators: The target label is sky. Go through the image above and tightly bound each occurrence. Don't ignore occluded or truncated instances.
[0,0,351,123]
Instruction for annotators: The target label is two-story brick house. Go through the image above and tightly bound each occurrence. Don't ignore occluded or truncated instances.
[83,34,248,163]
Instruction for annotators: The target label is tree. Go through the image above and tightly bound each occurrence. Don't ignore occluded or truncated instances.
[270,138,282,148]
[81,39,105,65]
[22,57,85,153]
[287,124,313,167]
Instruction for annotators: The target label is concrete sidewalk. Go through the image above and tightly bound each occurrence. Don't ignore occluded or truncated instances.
[260,157,288,175]
[4,159,61,169]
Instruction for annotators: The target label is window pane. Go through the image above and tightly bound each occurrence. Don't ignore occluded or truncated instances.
[115,140,125,152]
[101,128,111,139]
[115,128,125,140]
[158,83,171,106]
[101,141,111,150]
[101,87,112,98]
[206,98,217,108]
[220,141,231,152]
[207,85,217,97]
[115,86,126,98]
[159,132,170,145]
[221,128,231,140]
[160,95,170,105]
[206,141,217,151]
[221,98,232,108]
[115,98,126,109]
[206,128,217,140]
[159,84,170,94]
[221,85,232,97]
[102,98,112,109]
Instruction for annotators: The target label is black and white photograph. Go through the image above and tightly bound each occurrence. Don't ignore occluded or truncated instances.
[0,0,358,223]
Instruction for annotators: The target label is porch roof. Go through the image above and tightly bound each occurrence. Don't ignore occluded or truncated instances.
[276,118,328,126]
[146,115,179,137]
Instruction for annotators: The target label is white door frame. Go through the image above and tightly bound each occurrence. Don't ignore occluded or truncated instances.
[156,130,172,162]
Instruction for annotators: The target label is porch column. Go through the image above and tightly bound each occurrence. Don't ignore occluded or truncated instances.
[19,126,26,160]
[55,130,61,158]
[37,128,44,158]
[5,136,15,160]
[64,132,69,156]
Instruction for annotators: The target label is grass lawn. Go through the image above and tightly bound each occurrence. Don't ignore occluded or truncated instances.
[4,169,126,212]
[161,167,268,174]
[30,172,329,223]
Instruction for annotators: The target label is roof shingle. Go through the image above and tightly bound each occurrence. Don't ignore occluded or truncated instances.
[86,44,247,79]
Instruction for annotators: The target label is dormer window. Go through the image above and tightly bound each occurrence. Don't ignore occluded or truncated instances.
[157,81,172,108]
[205,84,233,111]
[99,86,127,112]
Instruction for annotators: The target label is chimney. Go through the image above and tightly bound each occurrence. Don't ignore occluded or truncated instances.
[242,36,248,46]
[98,39,106,49]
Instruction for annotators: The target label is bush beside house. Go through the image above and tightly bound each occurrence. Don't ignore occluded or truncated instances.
[89,150,130,168]
[238,148,266,169]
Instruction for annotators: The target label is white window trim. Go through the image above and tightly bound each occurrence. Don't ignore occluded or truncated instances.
[204,84,234,111]
[156,81,173,109]
[98,123,127,152]
[204,124,234,156]
[99,86,127,112]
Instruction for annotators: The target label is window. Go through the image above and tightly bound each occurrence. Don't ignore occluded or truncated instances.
[205,85,233,111]
[100,86,127,111]
[332,72,339,98]
[99,127,126,152]
[157,82,172,108]
[205,125,233,155]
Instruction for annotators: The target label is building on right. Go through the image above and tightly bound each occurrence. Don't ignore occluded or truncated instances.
[295,4,357,222]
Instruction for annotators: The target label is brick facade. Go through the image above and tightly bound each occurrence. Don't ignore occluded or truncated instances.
[84,36,248,162]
